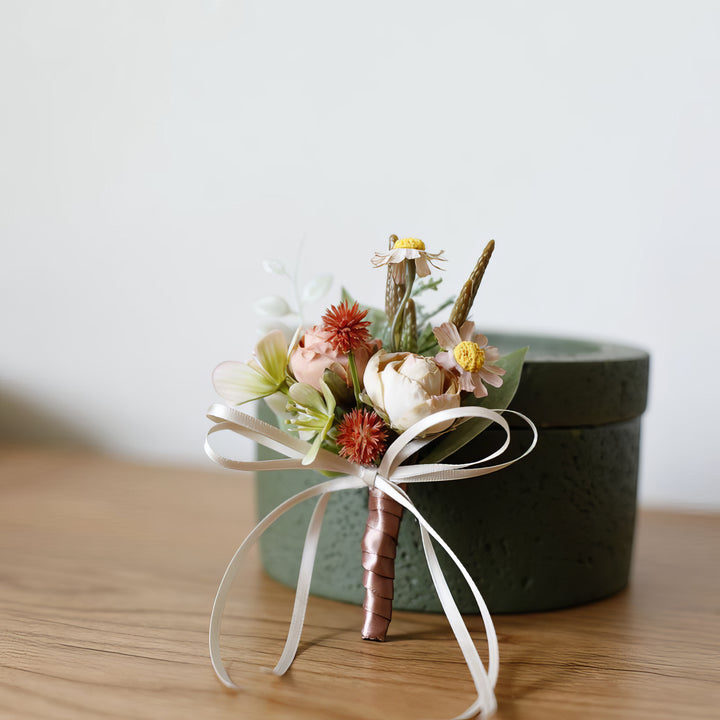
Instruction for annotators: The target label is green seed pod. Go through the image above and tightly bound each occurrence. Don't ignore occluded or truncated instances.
[400,299,417,353]
[385,234,405,322]
[449,240,495,327]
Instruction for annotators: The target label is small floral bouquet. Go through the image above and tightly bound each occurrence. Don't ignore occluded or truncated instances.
[206,236,535,718]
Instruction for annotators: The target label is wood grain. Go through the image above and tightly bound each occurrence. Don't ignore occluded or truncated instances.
[1,446,718,719]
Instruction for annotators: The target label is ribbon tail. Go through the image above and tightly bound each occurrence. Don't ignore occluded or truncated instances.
[273,491,331,675]
[420,526,496,720]
[209,476,364,688]
[375,478,500,720]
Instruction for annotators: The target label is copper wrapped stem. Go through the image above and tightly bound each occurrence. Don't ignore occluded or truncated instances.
[361,486,405,641]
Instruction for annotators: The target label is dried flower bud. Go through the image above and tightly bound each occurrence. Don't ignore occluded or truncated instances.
[449,240,495,327]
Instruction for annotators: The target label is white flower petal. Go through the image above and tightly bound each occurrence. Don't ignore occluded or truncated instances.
[301,274,333,303]
[433,323,462,350]
[479,368,504,387]
[264,391,292,425]
[370,250,395,268]
[362,351,385,406]
[459,322,476,342]
[253,295,292,317]
[414,256,431,277]
[381,371,431,430]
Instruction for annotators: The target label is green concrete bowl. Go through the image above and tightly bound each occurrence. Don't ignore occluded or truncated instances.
[255,332,649,613]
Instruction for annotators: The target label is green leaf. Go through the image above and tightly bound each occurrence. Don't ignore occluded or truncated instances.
[420,347,528,463]
[416,296,454,326]
[416,322,441,356]
[411,277,443,296]
[322,368,354,408]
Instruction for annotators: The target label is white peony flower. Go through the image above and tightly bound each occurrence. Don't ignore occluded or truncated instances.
[363,350,461,436]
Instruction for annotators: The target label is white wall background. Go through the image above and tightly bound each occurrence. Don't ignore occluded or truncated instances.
[1,1,718,508]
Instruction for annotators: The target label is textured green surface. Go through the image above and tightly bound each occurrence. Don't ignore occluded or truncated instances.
[492,332,650,427]
[255,333,648,613]
[257,419,640,613]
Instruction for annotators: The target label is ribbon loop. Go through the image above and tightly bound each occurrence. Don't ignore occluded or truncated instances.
[205,402,537,719]
[359,464,378,489]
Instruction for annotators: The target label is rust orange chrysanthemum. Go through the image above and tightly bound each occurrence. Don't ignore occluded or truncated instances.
[321,300,373,354]
[336,408,388,465]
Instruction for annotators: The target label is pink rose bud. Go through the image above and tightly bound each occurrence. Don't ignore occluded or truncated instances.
[290,326,381,392]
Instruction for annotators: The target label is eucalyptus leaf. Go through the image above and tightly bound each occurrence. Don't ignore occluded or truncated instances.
[253,295,292,317]
[421,347,528,463]
[302,273,333,303]
[261,259,286,275]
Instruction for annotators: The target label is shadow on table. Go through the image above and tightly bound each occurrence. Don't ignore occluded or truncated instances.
[0,387,99,449]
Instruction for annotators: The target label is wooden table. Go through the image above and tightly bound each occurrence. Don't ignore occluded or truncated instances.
[1,447,718,720]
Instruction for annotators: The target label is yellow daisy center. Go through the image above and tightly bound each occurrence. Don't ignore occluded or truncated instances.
[453,341,485,373]
[394,237,425,251]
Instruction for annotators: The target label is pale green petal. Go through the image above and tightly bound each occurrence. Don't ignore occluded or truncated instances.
[301,411,335,466]
[319,379,337,415]
[286,325,304,360]
[255,330,288,384]
[213,361,278,404]
[288,382,326,413]
[302,431,325,465]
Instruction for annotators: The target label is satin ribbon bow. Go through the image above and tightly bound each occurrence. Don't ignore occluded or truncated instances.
[205,401,537,720]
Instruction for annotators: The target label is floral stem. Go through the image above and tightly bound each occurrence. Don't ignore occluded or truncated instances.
[347,350,362,407]
[390,261,416,352]
[361,485,406,641]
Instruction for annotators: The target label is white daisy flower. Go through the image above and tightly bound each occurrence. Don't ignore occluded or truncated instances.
[371,237,446,284]
[433,321,505,399]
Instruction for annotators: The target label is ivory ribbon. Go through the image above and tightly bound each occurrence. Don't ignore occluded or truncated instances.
[205,402,537,720]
